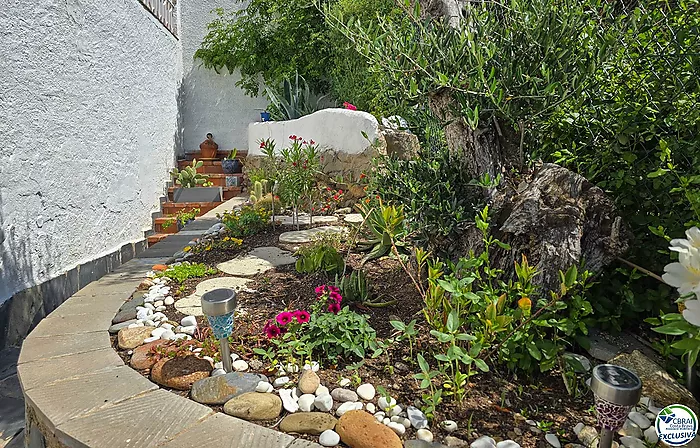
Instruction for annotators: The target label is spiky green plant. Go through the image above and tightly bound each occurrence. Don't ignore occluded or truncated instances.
[266,72,327,120]
[171,159,212,188]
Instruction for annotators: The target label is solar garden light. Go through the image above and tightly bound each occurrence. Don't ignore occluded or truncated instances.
[590,364,643,448]
[201,288,237,373]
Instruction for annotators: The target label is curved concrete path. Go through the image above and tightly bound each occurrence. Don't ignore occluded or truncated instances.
[17,198,321,448]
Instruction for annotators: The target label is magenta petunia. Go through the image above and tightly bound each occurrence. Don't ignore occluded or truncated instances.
[276,311,294,326]
[329,292,343,303]
[296,310,311,323]
[328,302,341,314]
[265,325,281,338]
[328,285,340,294]
[315,285,326,295]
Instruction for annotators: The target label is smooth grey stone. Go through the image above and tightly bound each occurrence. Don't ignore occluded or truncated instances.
[108,319,138,334]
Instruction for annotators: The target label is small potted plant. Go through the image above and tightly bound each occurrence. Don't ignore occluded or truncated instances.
[170,160,222,203]
[221,149,242,174]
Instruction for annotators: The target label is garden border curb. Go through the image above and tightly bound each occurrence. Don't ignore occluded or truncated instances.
[17,198,323,448]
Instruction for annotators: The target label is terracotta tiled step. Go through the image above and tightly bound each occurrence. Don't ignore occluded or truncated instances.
[147,233,169,246]
[176,159,238,174]
[161,202,222,216]
[154,217,180,234]
[207,173,243,187]
[182,149,248,161]
[167,186,242,202]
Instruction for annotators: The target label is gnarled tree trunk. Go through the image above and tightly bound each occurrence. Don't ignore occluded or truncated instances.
[426,68,630,293]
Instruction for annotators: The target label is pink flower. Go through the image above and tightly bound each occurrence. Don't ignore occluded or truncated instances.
[328,285,340,294]
[310,139,316,145]
[265,324,281,338]
[329,291,342,304]
[315,285,326,295]
[328,302,341,314]
[295,310,311,323]
[343,102,357,111]
[276,312,294,326]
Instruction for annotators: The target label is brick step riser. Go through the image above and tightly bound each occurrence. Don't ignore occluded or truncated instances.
[153,223,180,234]
[147,234,168,246]
[183,150,248,161]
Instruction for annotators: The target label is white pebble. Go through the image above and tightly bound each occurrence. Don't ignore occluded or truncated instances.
[274,377,290,387]
[143,336,159,343]
[181,315,197,327]
[387,422,406,435]
[233,359,249,371]
[417,429,434,442]
[442,420,458,433]
[164,296,174,306]
[144,303,155,310]
[366,403,376,414]
[644,427,658,444]
[256,381,274,393]
[357,383,375,401]
[151,328,167,338]
[339,378,351,387]
[378,396,397,411]
[155,306,166,312]
[279,389,299,413]
[319,429,340,447]
[336,402,358,416]
[391,416,411,429]
[303,361,320,372]
[161,330,176,340]
[127,323,142,329]
[389,405,402,417]
[314,394,333,412]
[545,434,561,448]
[315,385,330,396]
[211,368,226,377]
[382,417,391,425]
[203,356,214,363]
[145,320,156,327]
[298,394,316,412]
[180,325,197,336]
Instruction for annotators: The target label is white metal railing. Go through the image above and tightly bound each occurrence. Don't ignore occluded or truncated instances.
[139,0,178,38]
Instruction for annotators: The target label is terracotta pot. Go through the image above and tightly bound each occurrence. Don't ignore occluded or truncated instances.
[200,142,218,159]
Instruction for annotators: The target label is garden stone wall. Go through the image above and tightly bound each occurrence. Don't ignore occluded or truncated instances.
[0,0,181,349]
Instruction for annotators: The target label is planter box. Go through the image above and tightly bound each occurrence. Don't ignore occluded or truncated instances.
[172,187,222,203]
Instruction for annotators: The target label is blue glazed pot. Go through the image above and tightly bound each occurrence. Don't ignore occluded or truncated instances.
[222,159,242,174]
[260,111,271,122]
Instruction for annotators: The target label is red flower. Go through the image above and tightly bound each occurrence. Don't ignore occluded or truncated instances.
[337,189,343,194]
[259,142,265,148]
[328,302,341,314]
[264,324,281,338]
[310,140,316,145]
[276,312,294,326]
[360,173,367,179]
[343,102,357,111]
[295,310,311,324]
[329,291,343,304]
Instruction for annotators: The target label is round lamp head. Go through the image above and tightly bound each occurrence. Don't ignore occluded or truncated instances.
[591,364,642,431]
[201,288,237,317]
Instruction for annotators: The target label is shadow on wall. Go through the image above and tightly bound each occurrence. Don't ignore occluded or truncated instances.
[0,189,65,349]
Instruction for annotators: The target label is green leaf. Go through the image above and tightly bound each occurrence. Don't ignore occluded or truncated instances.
[564,265,578,288]
[653,322,689,336]
[671,338,700,351]
[474,359,489,372]
[446,310,460,333]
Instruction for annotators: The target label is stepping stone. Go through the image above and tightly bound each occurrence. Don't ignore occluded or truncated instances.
[175,277,251,316]
[216,247,296,276]
[273,214,338,226]
[279,226,347,244]
[344,213,364,224]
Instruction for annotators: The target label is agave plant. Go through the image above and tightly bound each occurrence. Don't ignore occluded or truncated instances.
[266,72,327,120]
[356,202,407,264]
[171,159,212,188]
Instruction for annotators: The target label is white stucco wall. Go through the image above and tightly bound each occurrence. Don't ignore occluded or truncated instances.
[0,0,182,304]
[248,109,380,155]
[178,0,268,153]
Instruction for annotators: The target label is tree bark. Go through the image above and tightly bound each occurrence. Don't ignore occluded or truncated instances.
[427,84,631,293]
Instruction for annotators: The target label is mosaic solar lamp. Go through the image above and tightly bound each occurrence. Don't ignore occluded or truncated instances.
[201,288,237,373]
[590,364,642,448]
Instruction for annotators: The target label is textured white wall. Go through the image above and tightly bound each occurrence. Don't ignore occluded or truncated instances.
[179,0,268,154]
[248,109,380,155]
[0,0,182,304]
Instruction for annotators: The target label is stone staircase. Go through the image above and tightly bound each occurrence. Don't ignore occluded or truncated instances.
[146,150,247,246]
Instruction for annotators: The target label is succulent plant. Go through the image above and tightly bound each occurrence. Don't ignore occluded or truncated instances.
[171,159,212,188]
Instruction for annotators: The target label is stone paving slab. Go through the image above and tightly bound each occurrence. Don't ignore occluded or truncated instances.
[18,332,111,364]
[158,412,308,448]
[26,312,117,338]
[25,366,158,431]
[216,247,297,276]
[56,390,213,448]
[17,348,123,392]
[279,226,347,244]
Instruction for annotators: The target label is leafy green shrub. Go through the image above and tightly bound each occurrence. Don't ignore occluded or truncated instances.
[156,262,218,283]
[369,146,494,254]
[295,234,345,274]
[418,207,594,377]
[356,201,407,262]
[219,206,271,238]
[266,72,326,120]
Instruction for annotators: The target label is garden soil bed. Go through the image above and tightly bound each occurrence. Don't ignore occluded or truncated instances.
[112,220,601,448]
